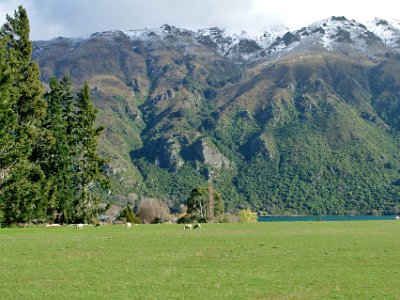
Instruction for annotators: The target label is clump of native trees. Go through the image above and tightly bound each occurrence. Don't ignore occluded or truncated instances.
[0,6,109,226]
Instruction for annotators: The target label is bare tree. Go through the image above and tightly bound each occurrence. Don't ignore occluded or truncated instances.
[137,198,171,223]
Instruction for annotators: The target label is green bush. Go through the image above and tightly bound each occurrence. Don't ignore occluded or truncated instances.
[237,209,258,223]
[118,205,141,223]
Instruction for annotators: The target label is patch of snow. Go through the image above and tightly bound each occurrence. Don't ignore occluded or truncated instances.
[365,18,400,49]
[256,27,288,49]
[33,16,399,65]
[125,27,170,41]
[265,16,386,60]
[197,26,286,61]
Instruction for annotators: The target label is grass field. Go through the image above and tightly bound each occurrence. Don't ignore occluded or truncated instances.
[1,221,399,299]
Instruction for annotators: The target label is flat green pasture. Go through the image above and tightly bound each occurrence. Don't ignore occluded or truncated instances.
[1,221,399,299]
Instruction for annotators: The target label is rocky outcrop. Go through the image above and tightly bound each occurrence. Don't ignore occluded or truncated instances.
[192,138,232,170]
[154,137,184,172]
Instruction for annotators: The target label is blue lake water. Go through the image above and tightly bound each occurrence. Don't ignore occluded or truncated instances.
[258,215,397,222]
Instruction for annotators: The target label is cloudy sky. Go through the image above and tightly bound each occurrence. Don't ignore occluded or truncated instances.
[0,0,399,40]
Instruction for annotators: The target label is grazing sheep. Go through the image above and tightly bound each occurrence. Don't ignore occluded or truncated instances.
[396,216,400,221]
[183,224,192,230]
[193,223,201,229]
[76,223,83,229]
[126,222,132,229]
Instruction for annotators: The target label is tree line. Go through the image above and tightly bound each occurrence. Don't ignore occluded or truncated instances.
[0,6,108,226]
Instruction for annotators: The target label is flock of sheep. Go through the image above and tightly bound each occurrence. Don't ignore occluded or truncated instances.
[46,215,400,230]
[73,222,202,229]
[61,217,400,229]
[183,223,201,230]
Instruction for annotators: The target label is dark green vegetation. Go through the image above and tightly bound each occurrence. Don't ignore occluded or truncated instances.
[1,221,399,299]
[0,7,108,226]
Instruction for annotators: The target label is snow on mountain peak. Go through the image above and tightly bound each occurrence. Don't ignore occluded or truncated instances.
[120,17,399,63]
[365,18,400,49]
[37,17,400,64]
[197,26,287,60]
[262,15,392,62]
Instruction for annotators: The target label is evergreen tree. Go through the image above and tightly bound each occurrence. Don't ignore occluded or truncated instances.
[40,77,76,222]
[0,6,45,125]
[119,204,140,223]
[0,37,17,184]
[41,78,109,223]
[73,83,109,222]
[0,7,110,226]
[0,6,47,226]
[0,37,17,223]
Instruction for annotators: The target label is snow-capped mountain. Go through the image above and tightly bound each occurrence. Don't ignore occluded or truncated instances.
[263,16,390,62]
[31,15,400,213]
[196,26,287,61]
[127,16,400,62]
[365,18,400,50]
[34,16,400,66]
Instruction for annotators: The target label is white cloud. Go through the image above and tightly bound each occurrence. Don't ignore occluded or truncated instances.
[253,0,400,29]
[1,0,400,40]
[0,0,21,24]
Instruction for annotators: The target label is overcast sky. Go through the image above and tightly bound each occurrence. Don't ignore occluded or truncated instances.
[0,0,399,40]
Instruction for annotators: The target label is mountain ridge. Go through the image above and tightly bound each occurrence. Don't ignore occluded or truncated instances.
[33,16,400,62]
[31,16,400,214]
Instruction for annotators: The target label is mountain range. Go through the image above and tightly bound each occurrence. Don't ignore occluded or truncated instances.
[31,16,400,214]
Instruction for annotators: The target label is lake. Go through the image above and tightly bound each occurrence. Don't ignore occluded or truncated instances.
[258,215,398,222]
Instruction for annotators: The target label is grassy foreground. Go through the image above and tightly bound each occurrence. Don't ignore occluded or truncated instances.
[1,221,399,299]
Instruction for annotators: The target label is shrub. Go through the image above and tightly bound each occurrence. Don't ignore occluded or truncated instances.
[177,215,191,224]
[177,214,206,224]
[138,199,171,224]
[219,213,239,223]
[151,217,162,224]
[237,209,258,223]
[118,205,140,224]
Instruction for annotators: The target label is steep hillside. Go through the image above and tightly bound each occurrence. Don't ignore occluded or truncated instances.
[32,17,400,214]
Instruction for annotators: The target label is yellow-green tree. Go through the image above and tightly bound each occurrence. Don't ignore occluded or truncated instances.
[237,209,258,223]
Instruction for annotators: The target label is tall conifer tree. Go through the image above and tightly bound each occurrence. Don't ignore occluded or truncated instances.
[0,37,17,182]
[73,83,109,222]
[41,77,76,222]
[0,6,47,225]
[0,6,109,225]
[0,37,18,224]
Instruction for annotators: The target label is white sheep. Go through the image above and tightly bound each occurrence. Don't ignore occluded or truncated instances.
[45,224,61,227]
[193,223,201,229]
[183,224,192,230]
[396,216,399,221]
[126,222,132,228]
[76,223,83,229]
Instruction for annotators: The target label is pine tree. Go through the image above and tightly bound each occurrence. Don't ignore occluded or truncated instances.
[1,7,110,226]
[1,6,45,125]
[40,77,76,222]
[0,6,47,226]
[0,37,17,223]
[41,78,109,223]
[73,83,109,223]
[0,37,17,184]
